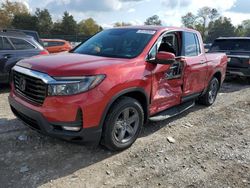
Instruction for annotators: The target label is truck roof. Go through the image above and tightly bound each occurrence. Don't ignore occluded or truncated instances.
[41,38,69,42]
[111,25,198,33]
[0,31,31,39]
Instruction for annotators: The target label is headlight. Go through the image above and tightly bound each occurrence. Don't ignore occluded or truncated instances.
[48,75,105,96]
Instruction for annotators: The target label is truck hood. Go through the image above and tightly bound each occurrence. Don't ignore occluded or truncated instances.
[17,53,129,76]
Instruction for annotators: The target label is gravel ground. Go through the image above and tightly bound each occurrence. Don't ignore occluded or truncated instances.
[0,79,250,188]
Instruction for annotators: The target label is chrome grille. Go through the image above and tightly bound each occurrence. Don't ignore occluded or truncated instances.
[13,70,47,105]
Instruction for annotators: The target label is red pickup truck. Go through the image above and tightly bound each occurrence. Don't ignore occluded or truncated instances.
[9,26,227,151]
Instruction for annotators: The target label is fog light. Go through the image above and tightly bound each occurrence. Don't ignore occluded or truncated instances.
[62,126,81,132]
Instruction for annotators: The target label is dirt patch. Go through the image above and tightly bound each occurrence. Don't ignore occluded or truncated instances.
[0,80,250,188]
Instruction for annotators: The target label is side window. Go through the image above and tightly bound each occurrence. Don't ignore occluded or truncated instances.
[158,33,178,56]
[57,42,65,46]
[194,34,201,54]
[148,42,159,60]
[48,41,54,47]
[3,37,13,50]
[148,32,180,60]
[183,32,199,57]
[0,37,3,50]
[43,41,49,47]
[48,41,64,47]
[9,38,35,50]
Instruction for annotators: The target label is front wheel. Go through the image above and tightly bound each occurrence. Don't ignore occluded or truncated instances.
[247,77,250,84]
[198,77,220,106]
[102,97,144,151]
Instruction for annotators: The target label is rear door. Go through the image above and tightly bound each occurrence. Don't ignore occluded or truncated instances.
[8,37,41,62]
[0,37,6,68]
[0,37,16,80]
[2,37,39,74]
[182,32,208,96]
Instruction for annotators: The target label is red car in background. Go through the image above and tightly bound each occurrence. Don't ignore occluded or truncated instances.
[9,26,227,151]
[42,39,72,53]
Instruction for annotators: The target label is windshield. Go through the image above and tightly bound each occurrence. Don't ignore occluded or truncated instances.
[73,28,156,58]
[210,39,250,52]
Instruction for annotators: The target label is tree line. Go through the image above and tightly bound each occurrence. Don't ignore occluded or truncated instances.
[0,0,102,37]
[1,0,250,42]
[181,7,250,42]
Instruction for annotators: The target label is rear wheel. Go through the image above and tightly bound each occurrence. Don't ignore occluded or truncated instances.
[102,97,144,151]
[198,77,219,106]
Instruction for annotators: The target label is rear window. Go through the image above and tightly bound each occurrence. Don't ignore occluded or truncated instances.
[43,41,49,47]
[210,39,250,52]
[2,37,13,50]
[183,32,200,57]
[45,41,65,47]
[23,31,39,42]
[9,37,35,50]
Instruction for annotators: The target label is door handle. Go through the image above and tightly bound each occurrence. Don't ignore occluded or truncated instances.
[200,60,206,64]
[3,54,12,59]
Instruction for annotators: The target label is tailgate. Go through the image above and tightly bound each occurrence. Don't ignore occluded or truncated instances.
[227,55,250,68]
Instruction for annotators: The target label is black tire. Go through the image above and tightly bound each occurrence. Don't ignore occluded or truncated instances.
[247,77,250,84]
[198,77,220,106]
[101,97,144,151]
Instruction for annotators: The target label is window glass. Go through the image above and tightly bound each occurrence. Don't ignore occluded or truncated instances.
[194,34,201,54]
[210,39,250,52]
[158,33,178,55]
[184,32,199,56]
[56,42,65,46]
[48,41,65,47]
[3,37,13,50]
[43,42,49,47]
[74,28,155,59]
[9,38,35,50]
[148,41,159,60]
[0,37,3,50]
[148,32,180,59]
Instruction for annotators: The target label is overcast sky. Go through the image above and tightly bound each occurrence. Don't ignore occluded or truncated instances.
[2,0,250,27]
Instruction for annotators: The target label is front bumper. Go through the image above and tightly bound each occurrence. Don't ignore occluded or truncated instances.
[227,66,250,77]
[9,96,102,143]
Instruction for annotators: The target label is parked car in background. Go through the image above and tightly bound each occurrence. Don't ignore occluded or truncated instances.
[209,37,250,81]
[9,26,227,151]
[204,43,212,52]
[70,42,81,48]
[42,39,72,53]
[2,29,43,45]
[0,31,49,83]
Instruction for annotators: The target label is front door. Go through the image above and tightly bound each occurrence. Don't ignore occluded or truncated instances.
[149,32,185,115]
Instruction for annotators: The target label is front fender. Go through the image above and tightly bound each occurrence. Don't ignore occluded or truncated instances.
[98,85,151,130]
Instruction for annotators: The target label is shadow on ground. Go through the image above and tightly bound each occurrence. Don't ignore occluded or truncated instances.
[220,77,250,93]
[0,84,10,94]
[141,104,205,138]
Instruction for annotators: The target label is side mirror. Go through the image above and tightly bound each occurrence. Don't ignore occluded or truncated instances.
[155,51,176,64]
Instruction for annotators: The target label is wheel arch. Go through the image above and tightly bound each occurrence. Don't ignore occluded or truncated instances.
[201,71,222,96]
[213,71,222,87]
[99,87,149,130]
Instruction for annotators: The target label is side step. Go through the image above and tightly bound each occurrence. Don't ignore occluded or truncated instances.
[149,101,195,121]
